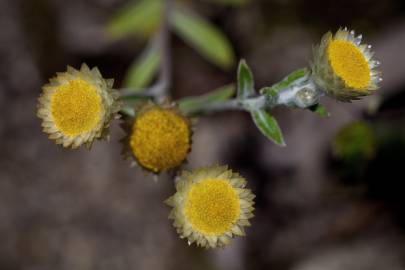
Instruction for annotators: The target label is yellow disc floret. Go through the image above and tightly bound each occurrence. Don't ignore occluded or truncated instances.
[327,40,371,90]
[311,28,381,102]
[51,79,102,136]
[37,63,120,149]
[165,165,255,249]
[184,179,240,235]
[129,105,191,173]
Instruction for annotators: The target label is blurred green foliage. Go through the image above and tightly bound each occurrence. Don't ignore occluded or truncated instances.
[124,44,160,90]
[203,0,251,6]
[107,0,237,89]
[172,6,235,69]
[107,0,162,40]
[333,121,377,162]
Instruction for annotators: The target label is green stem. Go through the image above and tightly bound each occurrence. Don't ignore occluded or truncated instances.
[119,0,173,101]
[178,76,322,116]
[118,68,324,118]
[181,95,267,116]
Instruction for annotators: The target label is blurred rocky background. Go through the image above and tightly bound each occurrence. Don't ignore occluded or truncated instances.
[1,0,405,269]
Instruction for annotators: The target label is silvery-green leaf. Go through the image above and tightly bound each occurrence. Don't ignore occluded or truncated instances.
[172,6,235,69]
[107,0,162,40]
[237,59,255,99]
[261,68,309,97]
[251,109,285,146]
[124,44,160,90]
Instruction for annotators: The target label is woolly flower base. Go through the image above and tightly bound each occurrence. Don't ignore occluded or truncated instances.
[121,102,192,174]
[165,165,255,249]
[311,28,382,102]
[37,64,120,149]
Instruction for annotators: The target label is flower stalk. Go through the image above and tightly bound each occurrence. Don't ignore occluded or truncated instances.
[119,69,322,116]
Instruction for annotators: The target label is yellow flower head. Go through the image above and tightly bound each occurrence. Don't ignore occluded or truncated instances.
[311,28,382,102]
[37,64,120,148]
[122,103,192,174]
[165,165,255,249]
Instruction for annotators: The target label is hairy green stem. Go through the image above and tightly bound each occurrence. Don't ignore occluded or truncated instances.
[118,68,323,118]
[179,76,322,116]
[181,95,267,115]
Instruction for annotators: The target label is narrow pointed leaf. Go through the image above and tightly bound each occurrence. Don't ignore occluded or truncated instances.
[124,45,160,90]
[261,68,309,97]
[237,59,255,99]
[251,109,285,146]
[172,7,235,69]
[106,0,162,40]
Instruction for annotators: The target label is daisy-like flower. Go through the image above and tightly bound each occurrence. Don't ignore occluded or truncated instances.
[37,64,120,148]
[311,28,382,102]
[165,165,255,249]
[122,102,192,174]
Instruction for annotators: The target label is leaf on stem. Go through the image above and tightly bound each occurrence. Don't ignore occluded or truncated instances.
[251,109,285,146]
[171,6,235,69]
[106,0,163,40]
[124,44,160,90]
[178,84,235,115]
[237,60,255,99]
[309,104,330,118]
[261,68,309,97]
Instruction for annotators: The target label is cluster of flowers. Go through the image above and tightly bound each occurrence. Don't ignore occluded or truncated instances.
[37,28,380,249]
[37,62,255,248]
